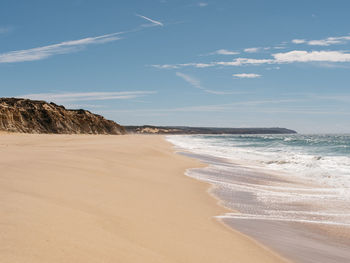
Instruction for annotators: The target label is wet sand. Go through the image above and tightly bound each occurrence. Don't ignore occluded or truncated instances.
[0,134,287,263]
[223,219,350,263]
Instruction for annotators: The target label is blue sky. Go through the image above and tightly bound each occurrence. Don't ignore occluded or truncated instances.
[1,0,350,133]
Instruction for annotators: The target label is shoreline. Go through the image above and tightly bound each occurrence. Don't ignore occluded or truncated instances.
[0,134,287,263]
[170,139,350,263]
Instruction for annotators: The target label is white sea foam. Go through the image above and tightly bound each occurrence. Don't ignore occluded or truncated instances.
[167,135,350,191]
[166,134,350,226]
[215,213,350,227]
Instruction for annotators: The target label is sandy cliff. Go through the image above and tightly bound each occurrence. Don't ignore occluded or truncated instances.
[0,98,125,134]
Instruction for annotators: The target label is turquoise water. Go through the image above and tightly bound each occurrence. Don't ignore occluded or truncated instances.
[211,134,350,156]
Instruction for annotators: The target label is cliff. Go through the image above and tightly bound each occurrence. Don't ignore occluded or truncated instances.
[0,98,126,134]
[125,125,297,135]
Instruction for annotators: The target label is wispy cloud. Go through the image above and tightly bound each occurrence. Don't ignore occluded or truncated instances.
[311,94,350,103]
[0,32,122,63]
[198,2,208,7]
[233,73,261,79]
[153,49,350,70]
[244,47,270,53]
[152,64,180,69]
[100,98,311,114]
[136,14,164,27]
[273,45,286,50]
[292,39,306,44]
[203,90,247,95]
[273,50,350,63]
[0,13,165,64]
[292,35,350,46]
[20,91,156,103]
[207,49,239,55]
[176,72,239,95]
[106,105,350,117]
[153,62,214,69]
[152,58,274,69]
[216,58,273,66]
[308,36,350,46]
[244,47,261,53]
[266,66,280,70]
[176,72,202,89]
[0,26,13,34]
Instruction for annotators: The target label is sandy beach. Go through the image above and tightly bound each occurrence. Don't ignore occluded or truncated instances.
[0,134,287,263]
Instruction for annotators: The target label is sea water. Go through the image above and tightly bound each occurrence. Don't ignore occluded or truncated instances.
[166,134,350,263]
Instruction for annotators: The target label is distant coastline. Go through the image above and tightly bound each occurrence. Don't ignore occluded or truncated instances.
[125,125,297,135]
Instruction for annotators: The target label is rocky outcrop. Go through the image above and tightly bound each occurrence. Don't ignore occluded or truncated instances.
[0,98,126,134]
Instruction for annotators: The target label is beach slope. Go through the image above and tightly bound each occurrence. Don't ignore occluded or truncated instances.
[0,134,287,263]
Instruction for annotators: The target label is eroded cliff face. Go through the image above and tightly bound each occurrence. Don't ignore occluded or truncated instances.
[0,98,126,134]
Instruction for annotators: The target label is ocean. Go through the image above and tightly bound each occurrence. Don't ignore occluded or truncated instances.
[166,134,350,263]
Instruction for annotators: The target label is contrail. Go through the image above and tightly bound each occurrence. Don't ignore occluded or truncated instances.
[136,14,163,26]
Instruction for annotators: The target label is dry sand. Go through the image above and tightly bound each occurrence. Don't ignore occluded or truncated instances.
[0,134,288,263]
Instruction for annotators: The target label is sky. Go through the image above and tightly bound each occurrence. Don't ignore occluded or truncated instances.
[1,0,350,133]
